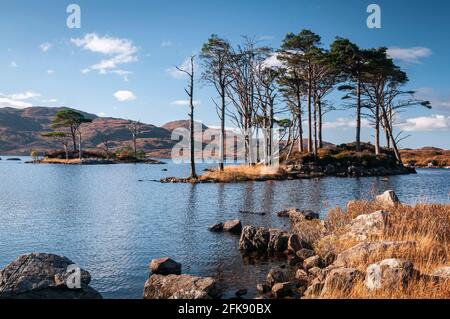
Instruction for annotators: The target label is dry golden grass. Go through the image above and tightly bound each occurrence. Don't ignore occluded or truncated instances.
[401,148,450,167]
[201,165,287,182]
[40,157,82,164]
[299,200,450,299]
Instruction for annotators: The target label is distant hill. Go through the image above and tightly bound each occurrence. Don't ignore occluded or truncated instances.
[0,106,175,156]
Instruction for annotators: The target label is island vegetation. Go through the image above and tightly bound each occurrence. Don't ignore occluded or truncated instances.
[164,29,433,182]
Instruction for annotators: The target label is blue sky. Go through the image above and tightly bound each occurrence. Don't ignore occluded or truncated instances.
[0,0,449,148]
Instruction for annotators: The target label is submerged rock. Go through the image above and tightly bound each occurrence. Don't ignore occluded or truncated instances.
[143,274,219,299]
[0,253,101,299]
[209,223,224,232]
[150,257,181,275]
[365,258,414,290]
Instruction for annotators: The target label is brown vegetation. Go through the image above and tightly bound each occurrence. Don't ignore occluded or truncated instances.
[292,200,450,298]
[400,147,450,167]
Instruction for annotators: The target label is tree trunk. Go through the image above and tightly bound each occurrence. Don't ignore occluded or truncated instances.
[380,104,402,163]
[78,131,82,162]
[70,126,77,151]
[189,73,197,179]
[374,103,381,156]
[307,67,313,153]
[355,78,362,152]
[297,92,303,153]
[219,87,226,171]
[318,98,323,149]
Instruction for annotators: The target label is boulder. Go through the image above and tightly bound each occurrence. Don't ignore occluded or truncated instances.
[303,256,322,270]
[308,267,323,278]
[346,210,390,241]
[288,209,319,220]
[286,234,303,254]
[267,267,288,287]
[223,219,242,234]
[375,190,401,208]
[302,210,320,220]
[256,282,271,294]
[321,268,363,297]
[267,229,289,254]
[271,282,293,298]
[239,226,270,254]
[143,274,219,299]
[150,257,181,275]
[365,258,414,290]
[209,223,224,232]
[294,269,309,287]
[296,248,316,262]
[334,241,415,267]
[303,278,324,299]
[431,266,450,281]
[0,253,101,299]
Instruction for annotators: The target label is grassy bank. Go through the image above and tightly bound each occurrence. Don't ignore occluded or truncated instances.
[292,200,449,298]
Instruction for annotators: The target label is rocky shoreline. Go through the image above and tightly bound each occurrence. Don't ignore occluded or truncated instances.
[1,191,448,299]
[30,157,165,165]
[161,163,416,184]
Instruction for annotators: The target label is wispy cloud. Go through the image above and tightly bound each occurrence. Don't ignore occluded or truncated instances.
[323,117,371,129]
[114,90,136,102]
[414,87,450,113]
[40,42,52,52]
[71,33,138,80]
[47,69,55,75]
[161,40,173,47]
[387,47,432,64]
[9,61,18,68]
[0,91,41,109]
[171,100,201,106]
[397,114,450,132]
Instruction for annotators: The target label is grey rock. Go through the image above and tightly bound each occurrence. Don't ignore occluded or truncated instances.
[239,226,270,254]
[143,274,219,299]
[150,257,181,275]
[375,190,401,208]
[0,253,101,299]
[365,258,414,290]
[321,267,363,296]
[223,219,242,234]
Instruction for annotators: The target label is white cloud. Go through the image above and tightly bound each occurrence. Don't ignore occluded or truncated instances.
[71,33,138,80]
[166,57,197,79]
[40,42,52,52]
[7,91,41,100]
[0,91,41,109]
[10,61,18,68]
[387,47,432,64]
[397,114,450,132]
[262,53,283,69]
[323,117,371,129]
[114,90,136,102]
[171,100,201,106]
[161,40,173,47]
[47,69,55,75]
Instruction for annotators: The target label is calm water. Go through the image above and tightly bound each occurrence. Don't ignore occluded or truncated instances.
[0,156,449,298]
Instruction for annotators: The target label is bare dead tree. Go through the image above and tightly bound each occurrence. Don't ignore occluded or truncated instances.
[176,55,197,178]
[127,121,143,160]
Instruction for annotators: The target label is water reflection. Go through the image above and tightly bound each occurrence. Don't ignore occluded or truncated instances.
[0,161,448,298]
